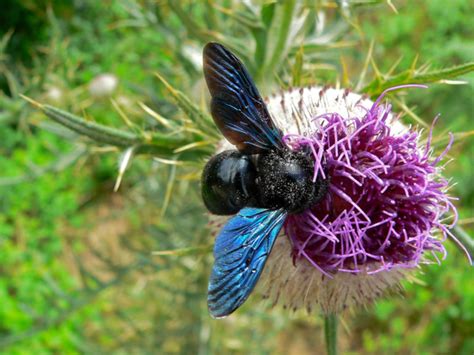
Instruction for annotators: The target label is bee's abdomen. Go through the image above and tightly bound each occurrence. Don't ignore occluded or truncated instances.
[201,150,258,215]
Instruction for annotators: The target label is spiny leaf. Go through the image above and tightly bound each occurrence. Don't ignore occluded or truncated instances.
[139,102,176,129]
[22,95,140,147]
[22,95,213,160]
[154,72,219,140]
[363,62,474,97]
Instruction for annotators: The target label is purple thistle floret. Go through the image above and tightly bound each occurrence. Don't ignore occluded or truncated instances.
[283,85,467,276]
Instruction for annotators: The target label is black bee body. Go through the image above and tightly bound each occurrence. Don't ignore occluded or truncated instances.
[202,42,331,317]
[202,148,328,216]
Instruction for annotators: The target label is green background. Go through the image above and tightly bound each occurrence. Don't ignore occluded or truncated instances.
[0,1,472,353]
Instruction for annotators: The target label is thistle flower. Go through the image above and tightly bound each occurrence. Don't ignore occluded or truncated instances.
[209,84,467,314]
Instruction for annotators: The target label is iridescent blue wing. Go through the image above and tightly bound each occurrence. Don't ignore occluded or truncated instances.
[208,207,287,318]
[203,42,284,154]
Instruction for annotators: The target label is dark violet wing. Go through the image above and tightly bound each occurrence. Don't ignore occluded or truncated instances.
[203,42,284,153]
[208,207,287,318]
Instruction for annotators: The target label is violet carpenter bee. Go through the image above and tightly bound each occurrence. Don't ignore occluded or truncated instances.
[201,42,329,318]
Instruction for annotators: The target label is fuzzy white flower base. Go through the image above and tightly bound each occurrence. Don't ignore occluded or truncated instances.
[208,86,408,314]
[258,236,405,314]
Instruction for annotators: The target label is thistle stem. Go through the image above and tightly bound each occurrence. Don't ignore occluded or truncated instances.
[324,314,338,355]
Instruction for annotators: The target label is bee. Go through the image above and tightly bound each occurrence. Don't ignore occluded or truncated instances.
[202,43,329,318]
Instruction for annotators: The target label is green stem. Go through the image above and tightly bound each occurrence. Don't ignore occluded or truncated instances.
[324,314,338,355]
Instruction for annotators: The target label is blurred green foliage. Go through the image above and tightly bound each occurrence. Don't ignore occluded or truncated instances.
[0,0,472,354]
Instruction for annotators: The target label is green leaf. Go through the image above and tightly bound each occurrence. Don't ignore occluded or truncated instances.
[363,62,474,97]
[261,0,297,85]
[154,72,220,140]
[22,96,213,161]
[22,97,139,147]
